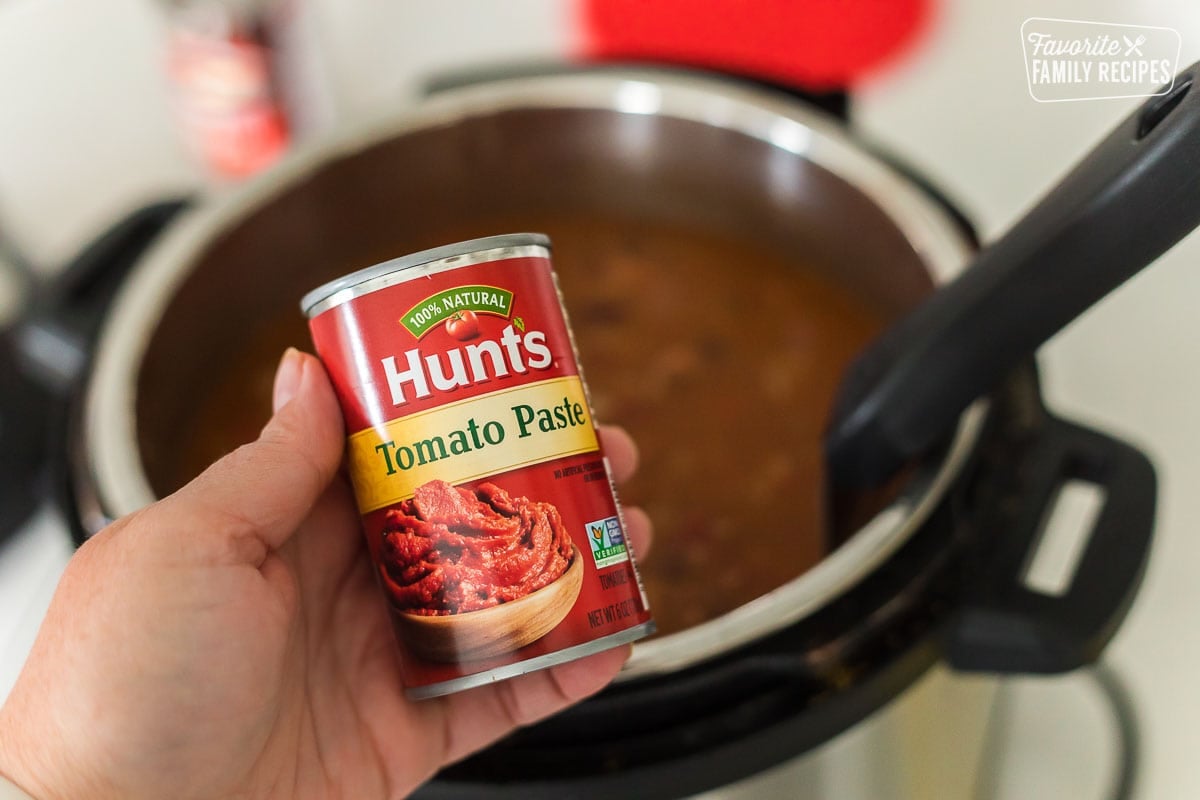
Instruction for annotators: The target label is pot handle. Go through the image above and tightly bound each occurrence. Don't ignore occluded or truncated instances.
[944,415,1156,674]
[0,198,189,542]
[11,198,190,392]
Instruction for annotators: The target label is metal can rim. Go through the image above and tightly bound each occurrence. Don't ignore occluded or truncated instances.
[300,232,552,318]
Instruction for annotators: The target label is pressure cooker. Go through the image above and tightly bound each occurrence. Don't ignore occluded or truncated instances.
[0,69,1155,798]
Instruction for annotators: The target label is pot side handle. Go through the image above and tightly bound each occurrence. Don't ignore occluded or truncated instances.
[0,199,189,542]
[12,199,190,393]
[944,416,1156,674]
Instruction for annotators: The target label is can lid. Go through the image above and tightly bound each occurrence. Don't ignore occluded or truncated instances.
[300,232,552,318]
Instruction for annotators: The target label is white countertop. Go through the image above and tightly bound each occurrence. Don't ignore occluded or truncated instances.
[2,1,1199,797]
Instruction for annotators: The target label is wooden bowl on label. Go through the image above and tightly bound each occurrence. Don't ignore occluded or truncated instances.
[395,548,584,663]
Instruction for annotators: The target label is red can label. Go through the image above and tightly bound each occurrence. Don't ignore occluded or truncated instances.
[306,236,653,697]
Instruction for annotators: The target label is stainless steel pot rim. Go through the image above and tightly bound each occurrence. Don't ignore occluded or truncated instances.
[83,68,980,680]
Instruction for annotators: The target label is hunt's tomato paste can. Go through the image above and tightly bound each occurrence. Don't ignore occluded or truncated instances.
[301,234,654,698]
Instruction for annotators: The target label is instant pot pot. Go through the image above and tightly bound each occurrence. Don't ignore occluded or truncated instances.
[0,70,1155,799]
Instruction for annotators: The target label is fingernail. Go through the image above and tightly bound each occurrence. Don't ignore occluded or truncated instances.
[273,348,304,412]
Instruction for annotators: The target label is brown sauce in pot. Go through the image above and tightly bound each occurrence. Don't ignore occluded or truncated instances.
[175,214,885,637]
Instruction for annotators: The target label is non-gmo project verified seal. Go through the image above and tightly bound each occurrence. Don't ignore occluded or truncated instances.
[585,516,629,569]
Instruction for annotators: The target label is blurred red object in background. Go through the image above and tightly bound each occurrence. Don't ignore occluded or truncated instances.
[580,0,930,90]
[163,0,292,180]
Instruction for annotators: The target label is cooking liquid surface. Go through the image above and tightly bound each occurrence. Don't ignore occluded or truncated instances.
[176,215,885,636]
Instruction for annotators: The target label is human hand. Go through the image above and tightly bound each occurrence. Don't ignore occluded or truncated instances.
[0,349,651,799]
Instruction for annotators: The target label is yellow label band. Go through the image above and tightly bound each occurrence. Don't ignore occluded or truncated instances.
[346,376,599,512]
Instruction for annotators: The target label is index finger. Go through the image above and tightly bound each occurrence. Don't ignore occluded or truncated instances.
[598,425,638,484]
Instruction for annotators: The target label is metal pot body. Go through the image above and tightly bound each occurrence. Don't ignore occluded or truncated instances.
[81,70,982,678]
[66,69,1154,797]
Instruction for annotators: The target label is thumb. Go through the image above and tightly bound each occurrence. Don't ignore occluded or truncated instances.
[149,348,346,561]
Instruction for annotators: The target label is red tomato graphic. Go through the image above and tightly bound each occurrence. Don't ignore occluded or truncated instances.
[445,310,481,341]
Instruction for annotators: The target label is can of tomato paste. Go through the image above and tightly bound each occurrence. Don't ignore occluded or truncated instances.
[301,234,654,698]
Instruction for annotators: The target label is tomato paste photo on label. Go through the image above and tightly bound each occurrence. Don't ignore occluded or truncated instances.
[379,479,575,618]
